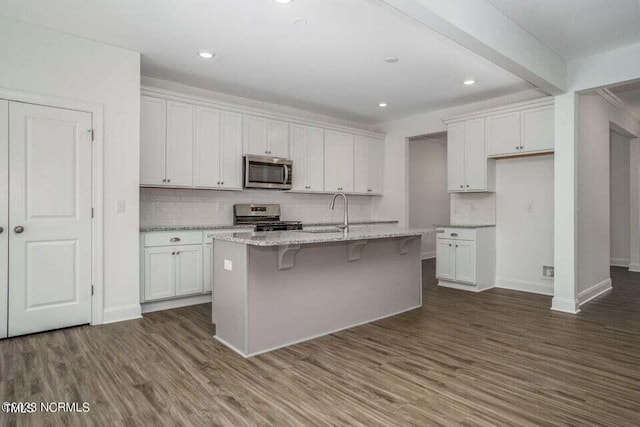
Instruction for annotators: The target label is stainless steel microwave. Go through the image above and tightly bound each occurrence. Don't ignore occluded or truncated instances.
[244,155,293,190]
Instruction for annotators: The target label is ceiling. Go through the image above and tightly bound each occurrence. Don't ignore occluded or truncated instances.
[0,0,533,124]
[488,0,640,60]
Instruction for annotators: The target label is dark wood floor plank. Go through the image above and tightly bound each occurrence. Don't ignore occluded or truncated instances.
[1,260,640,426]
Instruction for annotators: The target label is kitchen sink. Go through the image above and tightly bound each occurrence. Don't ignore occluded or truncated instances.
[300,228,344,234]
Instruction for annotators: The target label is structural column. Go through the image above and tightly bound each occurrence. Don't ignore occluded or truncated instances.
[552,93,580,313]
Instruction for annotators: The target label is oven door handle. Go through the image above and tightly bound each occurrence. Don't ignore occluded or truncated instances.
[283,164,289,185]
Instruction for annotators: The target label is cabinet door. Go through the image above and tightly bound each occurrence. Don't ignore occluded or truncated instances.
[324,130,354,192]
[243,115,268,155]
[368,138,384,194]
[220,111,243,189]
[354,135,369,193]
[486,111,520,156]
[521,106,554,153]
[0,100,7,338]
[447,122,465,192]
[194,106,221,188]
[203,244,213,293]
[175,245,203,296]
[306,126,325,191]
[436,239,455,280]
[464,118,486,191]
[166,101,194,186]
[144,247,175,301]
[140,96,166,185]
[267,119,290,158]
[454,240,476,284]
[290,124,308,191]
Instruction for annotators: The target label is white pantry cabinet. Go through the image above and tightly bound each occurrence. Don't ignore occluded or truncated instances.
[447,118,494,192]
[290,124,324,191]
[436,227,495,292]
[243,115,290,158]
[194,107,243,190]
[324,130,354,193]
[354,135,383,195]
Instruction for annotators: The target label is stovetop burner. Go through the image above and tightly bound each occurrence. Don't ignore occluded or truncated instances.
[254,221,302,232]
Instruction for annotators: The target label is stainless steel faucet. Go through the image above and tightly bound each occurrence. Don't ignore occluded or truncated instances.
[330,192,349,232]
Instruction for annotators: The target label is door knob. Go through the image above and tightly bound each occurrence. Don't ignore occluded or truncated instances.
[14,226,24,234]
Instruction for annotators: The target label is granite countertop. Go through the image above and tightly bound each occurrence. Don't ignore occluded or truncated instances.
[211,227,436,247]
[433,224,496,229]
[139,220,399,233]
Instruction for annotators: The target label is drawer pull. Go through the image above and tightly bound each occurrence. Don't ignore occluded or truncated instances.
[170,237,181,242]
[450,233,458,237]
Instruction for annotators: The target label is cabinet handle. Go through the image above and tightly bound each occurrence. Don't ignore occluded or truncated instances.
[14,226,24,234]
[448,244,452,247]
[167,179,171,183]
[0,226,3,234]
[456,245,459,248]
[459,185,463,189]
[520,145,524,150]
[466,185,469,188]
[221,182,224,185]
[176,251,180,255]
[367,189,372,192]
[451,233,458,237]
[172,252,175,255]
[170,237,181,242]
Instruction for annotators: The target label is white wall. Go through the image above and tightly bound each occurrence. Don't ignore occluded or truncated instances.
[408,136,449,258]
[450,193,496,225]
[0,18,141,322]
[495,156,554,295]
[577,93,640,302]
[140,189,375,226]
[610,131,630,266]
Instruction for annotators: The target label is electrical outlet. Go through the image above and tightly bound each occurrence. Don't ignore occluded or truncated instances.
[543,265,554,278]
[224,259,233,271]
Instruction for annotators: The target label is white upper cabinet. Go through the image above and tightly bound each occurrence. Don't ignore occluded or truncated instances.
[243,115,290,158]
[464,118,486,191]
[194,106,221,188]
[485,99,554,157]
[140,96,166,186]
[324,130,354,193]
[194,107,242,190]
[354,136,384,194]
[487,111,520,157]
[447,119,492,193]
[521,105,554,153]
[165,101,195,187]
[447,122,466,192]
[220,111,243,189]
[291,124,324,191]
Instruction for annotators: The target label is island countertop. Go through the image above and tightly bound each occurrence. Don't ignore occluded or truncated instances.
[211,226,436,247]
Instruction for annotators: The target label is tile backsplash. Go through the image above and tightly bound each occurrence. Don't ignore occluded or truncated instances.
[140,188,374,226]
[450,192,496,225]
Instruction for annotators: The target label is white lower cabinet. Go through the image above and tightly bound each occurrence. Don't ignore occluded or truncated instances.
[436,227,495,291]
[175,245,203,296]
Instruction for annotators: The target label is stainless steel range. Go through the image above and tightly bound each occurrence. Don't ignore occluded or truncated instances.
[233,204,302,231]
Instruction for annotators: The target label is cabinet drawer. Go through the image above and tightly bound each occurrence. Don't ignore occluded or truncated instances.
[144,231,203,247]
[437,228,476,241]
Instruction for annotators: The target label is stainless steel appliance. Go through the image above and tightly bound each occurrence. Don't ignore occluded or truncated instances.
[233,204,302,231]
[244,155,292,190]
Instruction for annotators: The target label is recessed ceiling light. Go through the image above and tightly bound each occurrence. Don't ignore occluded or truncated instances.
[274,0,294,3]
[384,56,399,64]
[198,51,215,59]
[378,102,388,108]
[463,78,477,85]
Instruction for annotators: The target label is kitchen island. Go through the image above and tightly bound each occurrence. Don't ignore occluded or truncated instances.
[212,226,435,357]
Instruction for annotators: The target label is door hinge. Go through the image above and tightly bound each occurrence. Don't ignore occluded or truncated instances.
[91,285,94,296]
[88,129,94,142]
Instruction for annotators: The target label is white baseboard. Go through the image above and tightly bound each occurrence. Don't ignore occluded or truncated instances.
[628,262,640,272]
[495,277,554,296]
[610,258,630,267]
[421,250,436,260]
[142,293,212,314]
[551,297,580,314]
[102,304,142,324]
[578,278,612,306]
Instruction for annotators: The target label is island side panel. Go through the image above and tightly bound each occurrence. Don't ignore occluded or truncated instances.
[213,239,248,355]
[246,237,422,356]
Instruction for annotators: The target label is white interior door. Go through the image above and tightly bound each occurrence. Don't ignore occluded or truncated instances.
[0,100,8,339]
[8,102,92,337]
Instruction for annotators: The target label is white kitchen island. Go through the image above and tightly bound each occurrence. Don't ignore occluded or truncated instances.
[212,227,434,357]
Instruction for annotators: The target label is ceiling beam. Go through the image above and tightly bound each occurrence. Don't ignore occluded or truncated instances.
[379,0,567,94]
